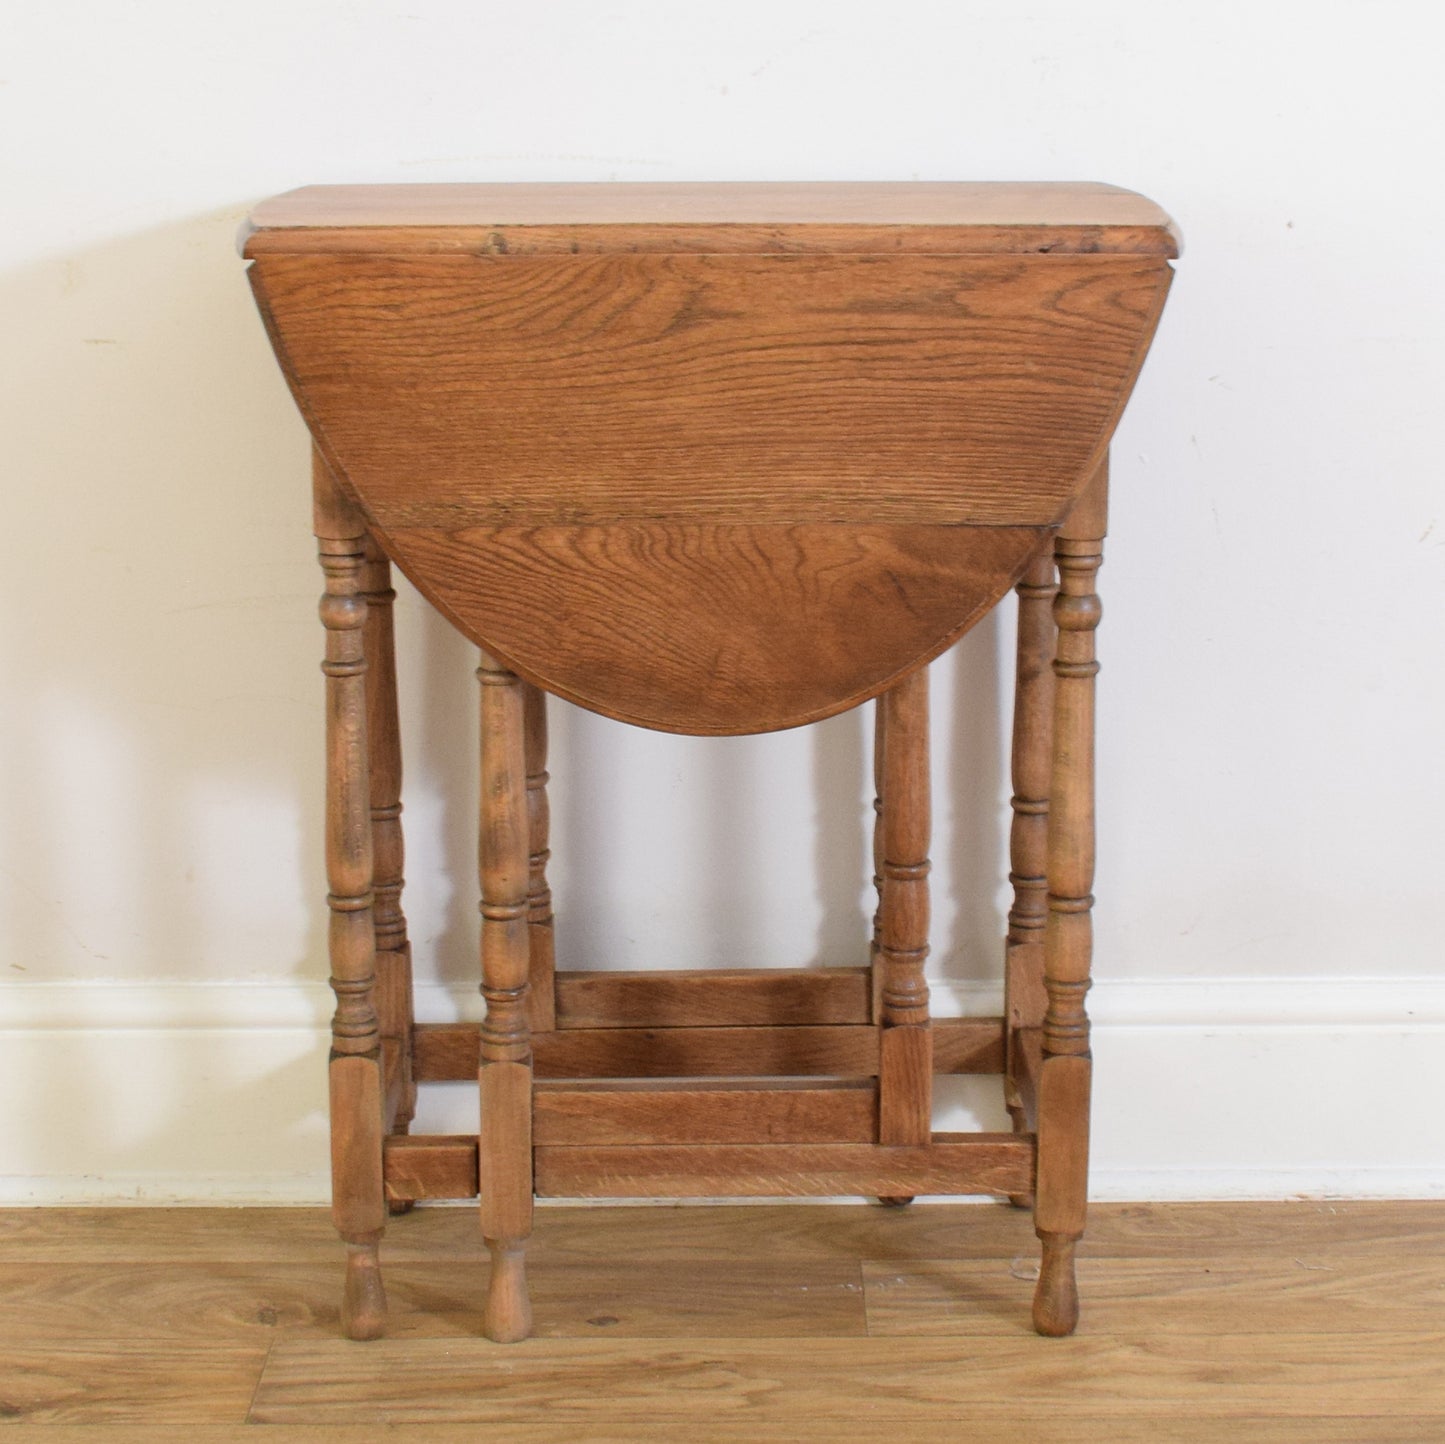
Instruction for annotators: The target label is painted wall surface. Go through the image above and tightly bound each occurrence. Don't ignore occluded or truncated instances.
[2,1,1442,1200]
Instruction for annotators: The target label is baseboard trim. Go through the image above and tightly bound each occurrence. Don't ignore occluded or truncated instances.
[4,975,1442,1204]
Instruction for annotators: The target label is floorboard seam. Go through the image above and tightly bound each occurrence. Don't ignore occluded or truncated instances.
[244,1330,277,1425]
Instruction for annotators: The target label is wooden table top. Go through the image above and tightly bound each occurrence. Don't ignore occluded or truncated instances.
[242,182,1180,258]
[245,180,1176,733]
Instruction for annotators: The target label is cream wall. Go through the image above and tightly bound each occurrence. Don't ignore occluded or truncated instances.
[3,1,1442,1201]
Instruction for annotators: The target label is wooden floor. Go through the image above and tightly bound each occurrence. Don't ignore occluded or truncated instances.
[1,1201,1442,1440]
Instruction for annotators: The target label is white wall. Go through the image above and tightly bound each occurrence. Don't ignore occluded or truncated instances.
[3,1,1442,1202]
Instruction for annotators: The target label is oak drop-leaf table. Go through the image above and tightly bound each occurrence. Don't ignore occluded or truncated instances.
[242,182,1178,1343]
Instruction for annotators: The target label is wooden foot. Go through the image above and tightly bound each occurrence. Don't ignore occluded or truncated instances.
[1032,1231,1079,1336]
[387,1198,415,1216]
[342,1240,387,1340]
[877,1195,916,1207]
[484,1241,532,1343]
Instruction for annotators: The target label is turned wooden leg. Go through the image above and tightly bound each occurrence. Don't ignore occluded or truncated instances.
[876,668,932,1207]
[315,450,387,1341]
[477,650,534,1343]
[872,696,910,1208]
[1032,458,1107,1338]
[361,538,417,1222]
[1004,549,1058,1208]
[523,681,557,1034]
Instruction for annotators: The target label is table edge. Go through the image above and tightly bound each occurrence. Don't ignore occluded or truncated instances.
[238,182,1182,259]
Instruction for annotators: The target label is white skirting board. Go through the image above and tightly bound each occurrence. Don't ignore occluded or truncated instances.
[2,978,1442,1205]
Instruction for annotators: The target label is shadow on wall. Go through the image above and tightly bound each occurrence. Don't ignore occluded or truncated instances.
[3,207,326,986]
[2,207,333,1184]
[459,598,1012,990]
[1,204,1018,1181]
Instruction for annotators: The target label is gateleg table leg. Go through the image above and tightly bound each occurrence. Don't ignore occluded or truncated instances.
[315,450,387,1341]
[1004,548,1058,1207]
[360,538,417,1215]
[1033,458,1107,1337]
[477,650,534,1342]
[876,667,933,1207]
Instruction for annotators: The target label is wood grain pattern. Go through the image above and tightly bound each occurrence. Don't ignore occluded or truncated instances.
[249,191,1174,732]
[8,1202,1439,1267]
[476,1071,530,1233]
[1010,1026,1044,1128]
[861,1255,1445,1337]
[878,1025,933,1151]
[0,1342,269,1425]
[532,1079,877,1146]
[252,253,1169,530]
[414,1022,881,1080]
[534,1023,881,1078]
[7,1198,1444,1426]
[242,180,1181,256]
[553,966,872,1028]
[342,1258,868,1341]
[250,1332,1445,1425]
[412,1017,1004,1081]
[931,1018,1007,1074]
[16,1248,1445,1358]
[252,245,1171,729]
[533,1136,1034,1199]
[0,1257,870,1347]
[390,521,1045,733]
[327,1061,386,1339]
[30,1419,1445,1443]
[423,1257,869,1341]
[383,1134,478,1203]
[0,1263,342,1345]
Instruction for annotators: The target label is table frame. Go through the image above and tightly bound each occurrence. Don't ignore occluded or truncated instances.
[313,447,1107,1343]
[246,180,1174,1345]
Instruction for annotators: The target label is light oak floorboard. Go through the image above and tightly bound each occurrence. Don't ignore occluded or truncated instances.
[0,1258,865,1345]
[0,1342,269,1425]
[9,1424,1445,1444]
[2,1203,1443,1433]
[5,1200,1443,1264]
[862,1255,1445,1335]
[249,1333,1445,1424]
